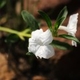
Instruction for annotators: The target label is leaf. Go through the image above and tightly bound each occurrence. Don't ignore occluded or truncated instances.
[38,10,53,32]
[56,6,68,22]
[0,0,6,8]
[26,52,34,56]
[53,6,68,35]
[59,34,80,43]
[21,10,39,31]
[53,17,65,36]
[5,34,19,43]
[50,40,73,50]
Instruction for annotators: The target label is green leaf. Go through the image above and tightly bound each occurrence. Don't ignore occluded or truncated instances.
[56,6,68,22]
[21,10,39,31]
[53,6,68,36]
[26,52,34,56]
[5,34,19,43]
[0,0,6,8]
[53,17,65,36]
[59,34,80,43]
[38,10,53,33]
[50,40,73,50]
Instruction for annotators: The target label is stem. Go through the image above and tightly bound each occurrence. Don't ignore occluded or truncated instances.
[0,26,31,40]
[18,32,31,38]
[22,29,31,33]
[0,27,19,34]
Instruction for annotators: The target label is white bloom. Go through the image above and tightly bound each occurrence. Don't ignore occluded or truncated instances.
[28,29,55,59]
[59,13,79,47]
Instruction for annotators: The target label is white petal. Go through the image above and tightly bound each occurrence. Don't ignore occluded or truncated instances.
[39,29,53,45]
[31,29,43,39]
[59,13,78,36]
[31,29,44,45]
[28,29,43,53]
[35,45,55,59]
[67,13,78,34]
[31,29,53,45]
[28,38,40,53]
[28,29,54,58]
[59,25,67,31]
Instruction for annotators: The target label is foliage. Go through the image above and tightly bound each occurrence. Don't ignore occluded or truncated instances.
[59,34,80,43]
[0,0,6,8]
[38,10,53,33]
[38,6,80,50]
[50,40,73,50]
[21,10,39,31]
[53,6,68,36]
[0,6,80,54]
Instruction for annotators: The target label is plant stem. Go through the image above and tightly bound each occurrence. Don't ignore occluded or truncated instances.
[0,26,31,40]
[0,27,19,34]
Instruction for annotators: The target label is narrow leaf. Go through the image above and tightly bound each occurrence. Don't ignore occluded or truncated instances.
[0,0,6,8]
[26,52,34,56]
[56,6,68,21]
[59,34,80,43]
[38,10,53,32]
[50,40,73,50]
[21,10,39,31]
[5,34,19,43]
[53,6,68,35]
[53,17,65,36]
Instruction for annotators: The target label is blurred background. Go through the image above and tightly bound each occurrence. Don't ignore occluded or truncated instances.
[0,0,80,80]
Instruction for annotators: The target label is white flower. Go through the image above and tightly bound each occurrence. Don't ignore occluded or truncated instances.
[28,29,55,59]
[59,13,79,47]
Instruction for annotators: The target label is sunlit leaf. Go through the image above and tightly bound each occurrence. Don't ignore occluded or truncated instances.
[38,10,53,33]
[53,6,68,36]
[59,34,80,43]
[21,10,39,31]
[50,40,73,50]
[0,0,6,8]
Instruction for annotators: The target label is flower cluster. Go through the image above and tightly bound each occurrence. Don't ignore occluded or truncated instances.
[0,6,79,59]
[28,13,79,59]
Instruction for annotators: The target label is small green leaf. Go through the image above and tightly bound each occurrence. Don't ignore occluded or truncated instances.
[5,34,19,43]
[50,40,73,50]
[21,10,39,31]
[53,6,68,36]
[38,10,53,33]
[56,6,68,22]
[59,34,80,43]
[0,0,6,8]
[53,17,65,36]
[26,52,31,55]
[26,52,34,56]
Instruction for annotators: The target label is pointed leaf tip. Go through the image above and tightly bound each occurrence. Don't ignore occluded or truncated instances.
[38,10,53,33]
[21,10,39,31]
